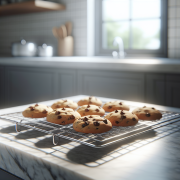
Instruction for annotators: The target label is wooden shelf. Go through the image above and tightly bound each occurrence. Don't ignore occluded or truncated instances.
[0,0,65,16]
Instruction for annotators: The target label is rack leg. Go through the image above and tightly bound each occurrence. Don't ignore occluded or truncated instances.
[15,122,21,132]
[53,134,59,145]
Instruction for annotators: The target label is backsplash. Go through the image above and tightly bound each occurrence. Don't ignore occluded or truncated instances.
[0,0,179,58]
[168,0,180,58]
[0,0,87,56]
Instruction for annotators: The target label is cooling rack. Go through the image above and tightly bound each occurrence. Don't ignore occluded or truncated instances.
[0,107,180,148]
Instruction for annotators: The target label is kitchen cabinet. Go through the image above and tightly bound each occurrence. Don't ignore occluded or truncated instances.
[6,67,56,107]
[2,66,77,108]
[0,66,5,108]
[0,0,65,16]
[77,70,145,102]
[145,74,166,105]
[166,74,180,107]
[1,64,180,109]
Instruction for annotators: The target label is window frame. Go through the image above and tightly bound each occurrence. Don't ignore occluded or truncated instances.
[95,0,168,57]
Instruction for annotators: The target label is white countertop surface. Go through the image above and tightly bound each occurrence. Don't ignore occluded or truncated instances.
[0,95,180,180]
[0,57,180,73]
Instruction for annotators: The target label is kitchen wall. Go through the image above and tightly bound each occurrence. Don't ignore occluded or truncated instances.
[168,0,180,58]
[0,0,179,58]
[0,0,87,56]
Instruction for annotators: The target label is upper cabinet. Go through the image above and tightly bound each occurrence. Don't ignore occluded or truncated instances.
[0,0,65,16]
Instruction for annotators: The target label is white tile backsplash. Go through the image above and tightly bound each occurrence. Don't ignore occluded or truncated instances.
[0,0,87,57]
[0,0,179,58]
[168,0,180,58]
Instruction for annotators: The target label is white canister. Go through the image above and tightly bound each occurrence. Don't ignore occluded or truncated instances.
[38,44,53,57]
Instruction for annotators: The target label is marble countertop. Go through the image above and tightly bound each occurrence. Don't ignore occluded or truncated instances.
[0,57,180,73]
[0,95,180,180]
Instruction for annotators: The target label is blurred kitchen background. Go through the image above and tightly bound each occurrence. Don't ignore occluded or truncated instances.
[0,0,179,58]
[0,0,180,109]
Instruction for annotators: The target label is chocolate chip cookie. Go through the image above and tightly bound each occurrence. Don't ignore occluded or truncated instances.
[103,101,130,112]
[51,99,78,110]
[73,115,112,133]
[47,108,81,125]
[77,105,105,117]
[105,110,138,126]
[77,96,102,106]
[132,106,162,120]
[22,104,53,118]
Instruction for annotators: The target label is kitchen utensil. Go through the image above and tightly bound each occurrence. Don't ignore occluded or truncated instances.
[52,27,59,38]
[59,24,67,38]
[38,44,53,57]
[58,36,73,56]
[11,39,37,57]
[65,22,72,36]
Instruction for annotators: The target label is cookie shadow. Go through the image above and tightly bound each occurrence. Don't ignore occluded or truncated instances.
[34,136,71,149]
[66,129,157,164]
[0,125,28,134]
[15,129,47,139]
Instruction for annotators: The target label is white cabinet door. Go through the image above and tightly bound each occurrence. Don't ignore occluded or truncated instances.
[77,70,145,102]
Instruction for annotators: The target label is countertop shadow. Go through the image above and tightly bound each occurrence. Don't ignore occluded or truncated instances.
[66,130,157,164]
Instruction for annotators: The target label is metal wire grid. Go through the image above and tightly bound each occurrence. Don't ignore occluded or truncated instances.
[0,109,180,148]
[0,121,179,167]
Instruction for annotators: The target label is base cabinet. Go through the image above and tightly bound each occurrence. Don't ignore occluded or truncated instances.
[0,65,180,108]
[0,67,5,108]
[166,74,180,108]
[78,70,145,102]
[145,74,166,106]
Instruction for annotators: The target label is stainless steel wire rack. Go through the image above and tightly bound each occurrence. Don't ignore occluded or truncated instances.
[0,107,180,148]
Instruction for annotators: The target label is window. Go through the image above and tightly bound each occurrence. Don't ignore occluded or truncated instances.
[95,0,167,57]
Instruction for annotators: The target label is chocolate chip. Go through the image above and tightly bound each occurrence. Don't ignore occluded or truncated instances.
[62,121,65,123]
[58,116,62,119]
[93,119,96,121]
[115,121,119,124]
[96,128,99,130]
[85,109,89,112]
[95,109,99,112]
[152,107,155,110]
[94,121,100,126]
[146,113,151,117]
[82,121,89,128]
[115,110,118,113]
[119,102,122,105]
[108,106,112,109]
[35,104,38,106]
[143,106,146,108]
[103,119,108,124]
[121,115,126,120]
[66,105,70,108]
[29,106,34,111]
[42,110,47,114]
[83,117,88,121]
[132,118,136,121]
[87,105,90,108]
[65,112,67,114]
[126,121,129,124]
[120,110,125,115]
[70,115,75,119]
[55,111,60,115]
[62,107,65,110]
[89,97,92,100]
[89,116,93,118]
